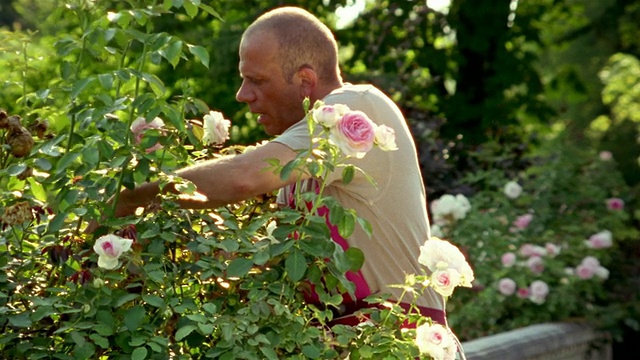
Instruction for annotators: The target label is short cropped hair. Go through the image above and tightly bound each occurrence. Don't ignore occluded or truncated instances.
[243,7,341,84]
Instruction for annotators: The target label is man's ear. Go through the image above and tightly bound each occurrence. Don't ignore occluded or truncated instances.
[296,66,317,98]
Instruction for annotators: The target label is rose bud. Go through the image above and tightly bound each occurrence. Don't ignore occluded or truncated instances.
[0,109,8,128]
[8,127,34,158]
[29,118,49,139]
[17,166,33,180]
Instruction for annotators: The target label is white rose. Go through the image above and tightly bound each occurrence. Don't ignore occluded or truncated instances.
[504,181,523,199]
[419,237,474,288]
[93,234,133,270]
[374,125,398,151]
[312,104,349,128]
[202,110,231,145]
[415,323,457,359]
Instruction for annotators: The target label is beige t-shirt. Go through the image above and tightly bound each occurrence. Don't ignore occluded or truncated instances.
[273,84,443,310]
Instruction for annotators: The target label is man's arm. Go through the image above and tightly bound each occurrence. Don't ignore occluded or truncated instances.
[114,141,305,216]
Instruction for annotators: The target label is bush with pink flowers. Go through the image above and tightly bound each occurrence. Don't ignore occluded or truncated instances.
[435,144,639,342]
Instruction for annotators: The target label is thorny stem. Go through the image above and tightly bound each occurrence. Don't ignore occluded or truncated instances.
[112,41,148,215]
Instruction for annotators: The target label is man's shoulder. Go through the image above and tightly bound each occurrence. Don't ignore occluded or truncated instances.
[326,83,376,98]
[324,83,391,110]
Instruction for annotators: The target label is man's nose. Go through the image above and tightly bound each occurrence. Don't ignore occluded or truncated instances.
[236,82,254,103]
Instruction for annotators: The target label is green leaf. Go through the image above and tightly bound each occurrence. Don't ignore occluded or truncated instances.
[82,146,100,167]
[299,238,334,257]
[356,217,373,238]
[162,40,183,67]
[131,346,148,360]
[8,313,32,328]
[115,293,140,307]
[341,165,355,184]
[285,248,307,282]
[260,346,279,360]
[124,305,146,332]
[34,157,52,171]
[202,302,217,315]
[280,158,301,180]
[183,0,198,18]
[142,73,166,96]
[175,324,197,341]
[226,258,253,277]
[6,163,26,176]
[252,248,271,266]
[199,3,222,20]
[74,342,96,359]
[302,344,321,359]
[98,73,114,90]
[27,177,47,202]
[197,322,215,335]
[46,212,68,233]
[55,152,81,173]
[142,295,165,308]
[344,247,365,272]
[89,334,110,349]
[188,44,210,68]
[93,324,114,337]
[337,211,356,238]
[70,77,95,98]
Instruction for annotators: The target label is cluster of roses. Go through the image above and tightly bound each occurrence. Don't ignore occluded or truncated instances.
[414,237,475,360]
[497,180,622,304]
[310,102,397,158]
[483,192,547,302]
[429,194,471,238]
[498,244,557,304]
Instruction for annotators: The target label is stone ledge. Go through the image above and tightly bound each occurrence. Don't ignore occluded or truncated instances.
[461,322,612,360]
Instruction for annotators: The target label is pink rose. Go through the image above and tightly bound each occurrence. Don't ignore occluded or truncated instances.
[130,117,165,153]
[498,278,517,296]
[545,243,561,257]
[576,256,601,279]
[501,252,516,267]
[529,280,549,304]
[93,234,133,270]
[520,244,546,257]
[330,110,376,159]
[517,287,530,299]
[576,265,595,279]
[606,198,624,211]
[599,151,612,161]
[527,256,545,274]
[512,213,533,231]
[585,230,613,249]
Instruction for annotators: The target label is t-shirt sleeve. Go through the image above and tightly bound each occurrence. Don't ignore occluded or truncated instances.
[271,118,312,151]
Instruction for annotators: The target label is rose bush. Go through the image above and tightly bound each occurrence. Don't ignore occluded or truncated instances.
[437,144,640,342]
[0,3,470,359]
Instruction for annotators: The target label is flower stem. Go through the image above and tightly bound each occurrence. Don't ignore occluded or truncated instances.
[112,42,148,215]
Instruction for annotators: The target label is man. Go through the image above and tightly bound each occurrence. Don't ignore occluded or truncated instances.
[113,6,446,327]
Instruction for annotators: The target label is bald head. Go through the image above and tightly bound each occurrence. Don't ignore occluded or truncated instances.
[242,7,342,85]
